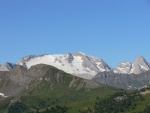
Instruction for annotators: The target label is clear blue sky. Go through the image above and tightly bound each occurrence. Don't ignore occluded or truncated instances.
[0,0,150,67]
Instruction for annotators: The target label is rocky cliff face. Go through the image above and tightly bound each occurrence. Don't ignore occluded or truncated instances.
[130,56,150,74]
[93,71,150,89]
[0,62,15,71]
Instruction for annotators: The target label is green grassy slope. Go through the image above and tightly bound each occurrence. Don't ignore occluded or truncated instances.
[0,65,121,113]
[2,65,150,113]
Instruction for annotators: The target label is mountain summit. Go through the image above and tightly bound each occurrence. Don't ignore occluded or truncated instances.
[1,52,150,79]
[131,56,150,74]
[114,56,150,74]
[0,62,15,71]
[17,52,112,79]
[114,62,132,74]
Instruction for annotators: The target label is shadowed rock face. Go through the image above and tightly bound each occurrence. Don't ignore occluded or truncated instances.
[93,71,150,89]
[73,52,112,73]
[0,64,103,96]
[0,62,15,71]
[17,55,36,67]
[64,52,74,63]
[74,52,99,72]
[17,55,48,67]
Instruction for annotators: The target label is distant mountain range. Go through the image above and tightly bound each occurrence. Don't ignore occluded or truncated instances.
[114,56,150,74]
[1,52,150,113]
[93,71,150,89]
[0,52,150,80]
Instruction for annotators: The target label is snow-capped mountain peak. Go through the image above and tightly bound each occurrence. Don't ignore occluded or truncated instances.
[1,52,150,79]
[130,56,150,74]
[17,52,112,79]
[114,56,150,74]
[114,62,132,74]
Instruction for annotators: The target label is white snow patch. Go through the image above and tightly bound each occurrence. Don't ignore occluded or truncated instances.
[18,54,99,79]
[0,93,7,97]
[140,65,149,71]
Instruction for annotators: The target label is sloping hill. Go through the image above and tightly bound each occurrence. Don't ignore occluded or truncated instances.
[0,64,119,113]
